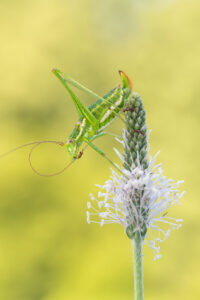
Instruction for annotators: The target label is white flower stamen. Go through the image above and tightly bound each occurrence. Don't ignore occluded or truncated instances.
[87,150,184,259]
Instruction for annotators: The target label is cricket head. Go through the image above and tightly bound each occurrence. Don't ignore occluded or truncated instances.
[66,139,78,158]
[119,70,133,91]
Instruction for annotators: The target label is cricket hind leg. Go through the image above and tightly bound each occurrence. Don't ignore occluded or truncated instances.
[52,69,126,124]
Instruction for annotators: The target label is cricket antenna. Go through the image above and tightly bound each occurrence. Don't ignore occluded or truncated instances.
[1,140,89,177]
[0,140,75,177]
[28,141,76,177]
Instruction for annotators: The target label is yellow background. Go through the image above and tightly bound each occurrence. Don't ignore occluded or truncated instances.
[0,0,199,299]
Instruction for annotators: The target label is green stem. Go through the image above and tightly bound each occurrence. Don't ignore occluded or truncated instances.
[132,232,144,300]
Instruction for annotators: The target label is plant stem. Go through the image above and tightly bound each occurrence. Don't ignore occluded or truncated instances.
[132,232,144,300]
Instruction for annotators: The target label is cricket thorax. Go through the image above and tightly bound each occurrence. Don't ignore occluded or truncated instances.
[65,118,90,158]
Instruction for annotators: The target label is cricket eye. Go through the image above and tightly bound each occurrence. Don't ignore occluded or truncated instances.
[68,139,73,144]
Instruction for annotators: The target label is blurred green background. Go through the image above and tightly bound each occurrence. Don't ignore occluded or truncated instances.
[0,0,199,299]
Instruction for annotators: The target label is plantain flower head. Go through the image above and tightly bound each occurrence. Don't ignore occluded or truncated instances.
[87,93,185,260]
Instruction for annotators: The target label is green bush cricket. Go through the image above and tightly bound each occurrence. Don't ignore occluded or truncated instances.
[1,70,133,176]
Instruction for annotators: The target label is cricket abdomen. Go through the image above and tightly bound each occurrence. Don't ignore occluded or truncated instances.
[89,86,128,130]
